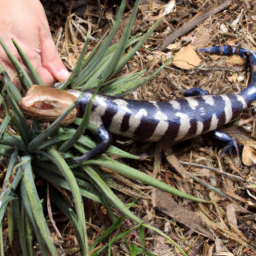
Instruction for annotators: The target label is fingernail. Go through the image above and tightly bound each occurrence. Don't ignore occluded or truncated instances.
[57,69,70,81]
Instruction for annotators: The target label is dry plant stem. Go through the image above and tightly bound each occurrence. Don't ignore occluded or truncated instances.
[68,0,74,16]
[153,142,162,178]
[163,143,190,179]
[159,0,232,50]
[181,161,250,184]
[46,182,62,239]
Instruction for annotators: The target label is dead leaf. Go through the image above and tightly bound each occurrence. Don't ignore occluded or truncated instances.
[242,145,256,166]
[220,23,228,33]
[199,211,247,245]
[210,55,221,61]
[227,73,238,83]
[105,11,114,24]
[215,237,230,254]
[215,252,234,255]
[226,55,246,66]
[223,177,247,203]
[152,235,175,256]
[166,42,181,50]
[226,203,238,229]
[238,74,245,82]
[162,0,176,16]
[209,192,225,219]
[152,189,214,239]
[172,45,201,69]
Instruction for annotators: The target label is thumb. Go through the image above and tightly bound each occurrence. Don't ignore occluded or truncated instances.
[40,32,70,82]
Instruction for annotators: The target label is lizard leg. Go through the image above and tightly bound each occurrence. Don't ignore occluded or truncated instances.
[74,124,112,163]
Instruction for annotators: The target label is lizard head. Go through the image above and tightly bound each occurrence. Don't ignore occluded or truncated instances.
[19,85,78,126]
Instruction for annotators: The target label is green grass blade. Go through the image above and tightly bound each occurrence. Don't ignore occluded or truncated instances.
[81,55,113,90]
[3,148,19,186]
[58,94,95,152]
[0,225,3,256]
[84,156,211,203]
[0,37,32,89]
[6,90,31,145]
[37,133,76,150]
[49,187,86,251]
[72,0,126,88]
[0,63,4,73]
[104,34,140,58]
[91,222,143,256]
[106,56,173,96]
[23,204,34,256]
[35,129,95,151]
[139,225,145,248]
[0,161,24,224]
[112,17,163,77]
[89,215,126,250]
[1,134,26,151]
[12,200,29,255]
[1,71,22,102]
[20,178,51,256]
[33,164,102,203]
[102,77,148,96]
[80,36,104,68]
[0,144,13,156]
[0,113,11,138]
[103,0,141,81]
[7,207,14,249]
[12,39,43,86]
[27,100,78,152]
[0,197,17,225]
[100,71,145,92]
[82,166,142,223]
[48,148,88,255]
[59,36,89,89]
[20,155,58,256]
[144,224,188,256]
[59,72,106,153]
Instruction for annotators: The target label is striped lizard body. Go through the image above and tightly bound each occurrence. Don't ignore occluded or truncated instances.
[69,90,247,143]
[19,45,256,162]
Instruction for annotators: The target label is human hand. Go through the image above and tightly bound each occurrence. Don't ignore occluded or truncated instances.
[0,0,70,87]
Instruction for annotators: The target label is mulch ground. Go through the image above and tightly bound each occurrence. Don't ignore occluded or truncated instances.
[34,0,256,255]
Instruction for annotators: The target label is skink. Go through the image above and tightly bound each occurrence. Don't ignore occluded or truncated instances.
[19,46,256,162]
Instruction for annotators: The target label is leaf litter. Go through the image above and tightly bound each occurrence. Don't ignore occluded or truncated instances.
[2,0,256,255]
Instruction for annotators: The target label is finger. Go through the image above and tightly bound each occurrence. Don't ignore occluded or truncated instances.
[40,32,70,82]
[36,66,55,87]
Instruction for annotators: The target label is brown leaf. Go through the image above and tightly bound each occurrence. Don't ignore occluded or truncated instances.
[226,55,246,66]
[152,189,214,239]
[227,73,238,83]
[172,45,201,69]
[242,145,256,166]
[223,178,247,203]
[226,203,248,241]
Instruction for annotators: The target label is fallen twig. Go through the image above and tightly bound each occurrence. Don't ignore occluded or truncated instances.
[159,0,232,50]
